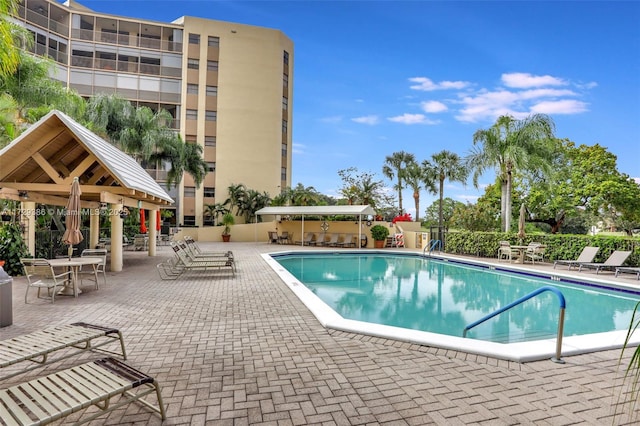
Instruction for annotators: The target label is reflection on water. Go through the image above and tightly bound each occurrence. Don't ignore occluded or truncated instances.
[276,254,640,343]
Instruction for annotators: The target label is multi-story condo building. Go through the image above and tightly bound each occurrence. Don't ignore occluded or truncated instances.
[12,0,293,227]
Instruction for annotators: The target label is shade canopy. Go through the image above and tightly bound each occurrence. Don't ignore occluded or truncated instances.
[256,205,376,217]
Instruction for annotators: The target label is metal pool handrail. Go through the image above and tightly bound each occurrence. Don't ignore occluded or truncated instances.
[423,239,442,256]
[463,285,567,363]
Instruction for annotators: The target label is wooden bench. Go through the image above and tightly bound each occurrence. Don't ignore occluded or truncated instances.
[0,323,127,380]
[0,357,166,425]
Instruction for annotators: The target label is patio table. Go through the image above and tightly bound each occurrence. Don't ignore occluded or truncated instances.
[47,257,102,297]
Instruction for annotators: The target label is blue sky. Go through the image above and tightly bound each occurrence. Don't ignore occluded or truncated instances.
[73,1,640,217]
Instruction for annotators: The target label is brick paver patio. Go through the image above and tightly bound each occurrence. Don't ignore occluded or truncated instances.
[1,242,639,425]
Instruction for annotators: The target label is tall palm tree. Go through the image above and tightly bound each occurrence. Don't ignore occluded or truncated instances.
[383,151,415,215]
[290,183,322,206]
[466,114,555,232]
[427,150,468,232]
[402,160,435,222]
[203,202,229,225]
[225,183,247,216]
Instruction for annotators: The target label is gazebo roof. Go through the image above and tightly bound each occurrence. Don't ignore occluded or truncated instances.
[0,110,173,209]
[256,205,376,216]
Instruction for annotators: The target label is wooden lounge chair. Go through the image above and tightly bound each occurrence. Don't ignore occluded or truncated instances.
[0,323,127,380]
[578,250,632,274]
[553,246,600,270]
[0,357,166,425]
[20,258,73,304]
[615,267,640,280]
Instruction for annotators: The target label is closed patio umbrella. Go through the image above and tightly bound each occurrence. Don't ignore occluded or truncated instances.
[140,209,147,234]
[156,210,161,231]
[517,203,526,240]
[62,177,83,259]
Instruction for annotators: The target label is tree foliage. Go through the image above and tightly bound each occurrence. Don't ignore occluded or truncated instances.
[382,151,415,215]
[338,167,393,209]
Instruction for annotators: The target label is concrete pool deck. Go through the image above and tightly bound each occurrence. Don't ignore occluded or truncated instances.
[2,242,639,424]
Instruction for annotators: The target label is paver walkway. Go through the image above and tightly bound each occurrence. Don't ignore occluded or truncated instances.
[2,242,639,425]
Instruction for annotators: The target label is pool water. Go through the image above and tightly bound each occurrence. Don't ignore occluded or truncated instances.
[274,253,640,344]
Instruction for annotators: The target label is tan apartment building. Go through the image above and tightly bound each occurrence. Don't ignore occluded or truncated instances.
[12,0,293,227]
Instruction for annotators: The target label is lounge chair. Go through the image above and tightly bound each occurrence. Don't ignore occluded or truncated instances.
[0,357,166,424]
[578,250,632,274]
[0,323,127,380]
[325,233,340,247]
[20,258,73,304]
[182,238,234,260]
[296,232,315,246]
[166,242,236,277]
[309,233,327,246]
[553,246,600,270]
[339,234,356,248]
[615,267,640,280]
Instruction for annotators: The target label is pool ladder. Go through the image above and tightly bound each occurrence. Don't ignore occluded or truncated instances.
[423,239,442,257]
[462,286,567,363]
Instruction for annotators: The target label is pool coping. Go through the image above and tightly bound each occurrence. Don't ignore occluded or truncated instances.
[262,249,640,363]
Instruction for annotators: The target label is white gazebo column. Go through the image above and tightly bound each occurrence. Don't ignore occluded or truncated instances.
[148,209,157,256]
[22,201,36,256]
[111,203,124,272]
[89,209,100,250]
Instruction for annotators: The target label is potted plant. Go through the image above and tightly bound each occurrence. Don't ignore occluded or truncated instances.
[370,224,390,248]
[221,212,235,242]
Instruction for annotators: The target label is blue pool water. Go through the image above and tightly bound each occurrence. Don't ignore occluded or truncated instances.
[273,253,640,344]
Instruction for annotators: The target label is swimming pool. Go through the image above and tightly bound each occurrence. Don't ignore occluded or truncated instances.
[263,250,640,362]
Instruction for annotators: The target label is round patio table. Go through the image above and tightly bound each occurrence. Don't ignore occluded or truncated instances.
[47,257,103,297]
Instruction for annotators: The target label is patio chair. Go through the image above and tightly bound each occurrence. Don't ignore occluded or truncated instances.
[0,357,166,424]
[553,246,600,270]
[296,232,316,246]
[578,250,632,274]
[0,322,127,380]
[339,234,356,248]
[78,248,108,288]
[325,233,340,247]
[497,241,517,262]
[20,258,72,304]
[524,242,545,264]
[268,231,279,244]
[309,233,327,246]
[615,267,640,280]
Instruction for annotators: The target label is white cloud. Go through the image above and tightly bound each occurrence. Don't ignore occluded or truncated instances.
[409,77,470,91]
[292,142,305,155]
[387,113,439,125]
[530,99,589,114]
[319,115,343,123]
[351,115,379,125]
[421,100,448,113]
[501,72,567,88]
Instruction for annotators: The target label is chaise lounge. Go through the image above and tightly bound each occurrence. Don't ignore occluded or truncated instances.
[577,250,632,274]
[553,246,599,270]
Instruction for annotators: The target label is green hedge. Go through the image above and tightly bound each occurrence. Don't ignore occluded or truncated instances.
[445,231,640,266]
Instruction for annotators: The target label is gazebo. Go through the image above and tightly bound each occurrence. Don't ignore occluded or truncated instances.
[0,110,173,271]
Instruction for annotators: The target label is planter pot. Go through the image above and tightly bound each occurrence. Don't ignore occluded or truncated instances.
[374,240,385,248]
[222,234,231,242]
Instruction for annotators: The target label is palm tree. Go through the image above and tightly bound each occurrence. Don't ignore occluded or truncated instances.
[383,151,415,215]
[426,150,468,232]
[466,114,555,232]
[203,203,229,225]
[402,160,435,222]
[225,183,247,216]
[290,183,322,206]
[0,0,21,79]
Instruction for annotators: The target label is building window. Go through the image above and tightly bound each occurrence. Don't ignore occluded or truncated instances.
[187,58,199,69]
[207,162,216,172]
[186,109,198,120]
[185,135,197,143]
[205,110,217,121]
[184,186,196,197]
[204,136,216,147]
[187,83,198,94]
[282,97,288,111]
[281,167,287,181]
[208,36,219,47]
[282,119,287,133]
[283,74,288,89]
[207,60,218,71]
[283,50,289,65]
[282,143,287,157]
[206,85,218,97]
[183,216,196,226]
[188,33,200,44]
[204,187,215,198]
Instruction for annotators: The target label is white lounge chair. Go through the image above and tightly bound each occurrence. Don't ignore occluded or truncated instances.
[553,246,600,269]
[578,250,632,274]
[0,357,166,424]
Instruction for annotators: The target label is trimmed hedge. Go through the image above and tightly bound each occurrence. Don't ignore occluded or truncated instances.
[445,231,639,266]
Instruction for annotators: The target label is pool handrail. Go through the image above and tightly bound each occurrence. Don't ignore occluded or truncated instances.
[463,285,567,363]
[423,239,442,257]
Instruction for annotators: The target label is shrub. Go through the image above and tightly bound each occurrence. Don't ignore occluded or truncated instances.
[370,224,390,241]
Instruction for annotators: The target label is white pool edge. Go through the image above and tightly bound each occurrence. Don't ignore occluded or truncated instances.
[262,251,640,363]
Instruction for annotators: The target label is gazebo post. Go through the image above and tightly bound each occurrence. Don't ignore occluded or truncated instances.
[111,202,124,272]
[89,211,100,250]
